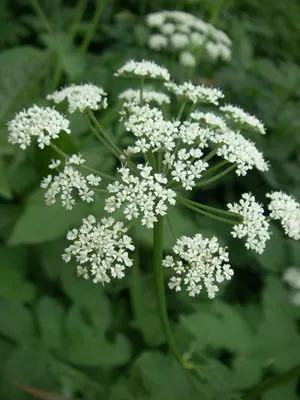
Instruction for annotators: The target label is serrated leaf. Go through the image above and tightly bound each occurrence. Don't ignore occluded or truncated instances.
[36,297,64,349]
[0,300,34,343]
[62,305,131,367]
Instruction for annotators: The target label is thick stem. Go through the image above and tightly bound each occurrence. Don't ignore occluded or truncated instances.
[153,217,182,364]
[80,0,107,53]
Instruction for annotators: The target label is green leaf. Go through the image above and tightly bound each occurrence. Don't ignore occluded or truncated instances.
[61,305,131,367]
[256,225,288,271]
[60,266,111,332]
[36,297,64,349]
[0,46,50,124]
[0,300,35,343]
[9,191,89,245]
[181,301,253,354]
[0,157,11,199]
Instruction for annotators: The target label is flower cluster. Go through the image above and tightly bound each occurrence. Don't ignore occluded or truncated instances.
[105,164,176,228]
[163,234,234,298]
[283,267,300,306]
[220,105,266,135]
[165,81,224,105]
[212,129,269,176]
[41,154,101,210]
[191,111,227,132]
[146,11,232,67]
[62,215,134,284]
[267,191,300,240]
[227,193,271,254]
[115,60,170,81]
[119,89,170,105]
[122,103,179,154]
[47,84,108,113]
[7,105,70,150]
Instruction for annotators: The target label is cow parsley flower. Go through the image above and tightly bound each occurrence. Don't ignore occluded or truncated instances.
[122,103,179,154]
[283,267,300,290]
[266,191,300,240]
[115,60,170,81]
[146,11,232,63]
[179,51,197,67]
[119,89,170,105]
[163,234,234,299]
[221,105,266,135]
[41,155,101,210]
[227,193,271,254]
[47,84,108,113]
[165,81,224,105]
[105,164,176,228]
[191,111,227,132]
[62,215,134,284]
[212,129,269,175]
[8,105,70,150]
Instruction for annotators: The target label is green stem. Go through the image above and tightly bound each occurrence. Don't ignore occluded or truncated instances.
[153,217,182,364]
[245,364,300,400]
[202,160,229,176]
[177,100,187,120]
[70,0,88,40]
[80,0,107,53]
[195,164,236,187]
[49,143,115,181]
[29,0,52,32]
[88,111,121,155]
[181,197,240,219]
[204,145,221,162]
[178,197,237,225]
[153,217,211,396]
[140,77,145,104]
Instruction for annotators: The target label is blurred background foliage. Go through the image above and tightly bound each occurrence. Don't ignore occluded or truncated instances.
[0,0,299,399]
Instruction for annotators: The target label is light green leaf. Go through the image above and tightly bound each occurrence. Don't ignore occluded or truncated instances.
[36,297,64,349]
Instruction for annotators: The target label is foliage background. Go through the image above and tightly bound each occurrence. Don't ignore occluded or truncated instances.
[0,0,299,399]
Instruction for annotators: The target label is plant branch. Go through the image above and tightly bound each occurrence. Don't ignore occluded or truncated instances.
[195,164,236,187]
[80,0,107,53]
[244,364,300,400]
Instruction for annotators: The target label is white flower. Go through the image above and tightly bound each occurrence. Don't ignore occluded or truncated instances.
[122,103,179,153]
[148,34,168,50]
[283,267,300,290]
[221,105,266,135]
[227,193,271,254]
[170,33,189,49]
[165,81,224,105]
[7,105,70,150]
[115,60,170,81]
[145,11,232,63]
[47,84,108,113]
[105,164,176,229]
[191,111,227,131]
[163,234,234,299]
[212,129,269,175]
[119,89,170,105]
[41,155,101,210]
[266,191,300,240]
[179,51,196,67]
[62,215,134,284]
[49,159,61,169]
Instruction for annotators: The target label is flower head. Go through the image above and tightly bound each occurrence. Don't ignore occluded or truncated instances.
[105,164,176,228]
[163,234,234,299]
[115,60,170,81]
[266,191,300,240]
[221,105,266,134]
[41,155,101,210]
[212,129,269,175]
[8,105,70,150]
[119,89,170,105]
[47,84,108,113]
[165,81,224,105]
[227,193,271,254]
[62,215,134,284]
